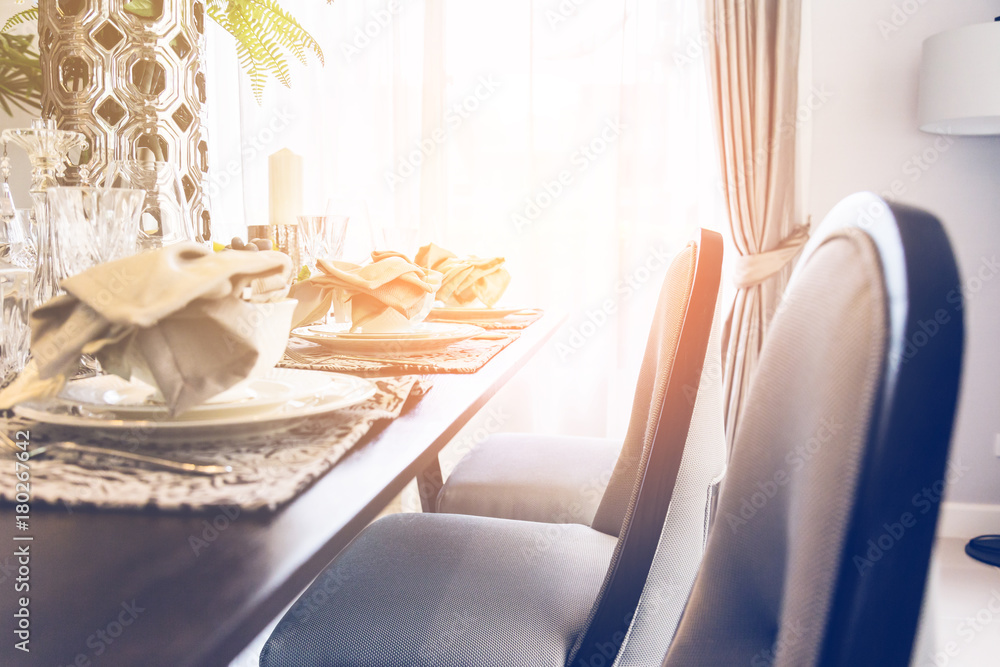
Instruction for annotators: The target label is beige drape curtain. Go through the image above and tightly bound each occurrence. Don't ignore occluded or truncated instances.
[704,0,806,449]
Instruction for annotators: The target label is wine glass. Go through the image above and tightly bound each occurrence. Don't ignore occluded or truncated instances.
[105,161,196,250]
[0,197,36,272]
[45,186,145,283]
[330,196,375,263]
[297,212,350,274]
[370,222,421,258]
[0,265,32,382]
[45,186,143,375]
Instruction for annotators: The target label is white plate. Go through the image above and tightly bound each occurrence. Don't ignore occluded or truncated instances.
[428,306,537,320]
[58,368,340,419]
[299,323,447,340]
[293,322,484,353]
[15,370,376,440]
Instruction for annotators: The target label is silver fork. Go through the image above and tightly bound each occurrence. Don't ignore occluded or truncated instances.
[0,431,232,476]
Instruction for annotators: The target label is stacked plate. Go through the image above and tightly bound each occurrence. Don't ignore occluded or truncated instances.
[426,306,542,324]
[15,368,376,440]
[293,322,484,354]
[428,306,532,320]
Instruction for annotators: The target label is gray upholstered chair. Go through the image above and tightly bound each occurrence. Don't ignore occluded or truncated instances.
[662,193,964,666]
[259,229,724,667]
[435,432,622,524]
[434,253,725,526]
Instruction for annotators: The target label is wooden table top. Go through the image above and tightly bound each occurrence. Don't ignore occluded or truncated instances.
[0,314,562,667]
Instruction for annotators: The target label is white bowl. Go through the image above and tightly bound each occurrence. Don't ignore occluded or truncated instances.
[352,292,434,333]
[125,299,297,397]
[245,299,297,376]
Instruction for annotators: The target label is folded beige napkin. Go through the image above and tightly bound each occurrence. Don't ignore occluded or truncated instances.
[289,254,441,331]
[0,242,293,414]
[414,243,510,307]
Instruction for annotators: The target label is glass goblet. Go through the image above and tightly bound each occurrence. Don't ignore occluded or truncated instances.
[45,186,143,375]
[45,186,144,286]
[105,161,196,250]
[297,213,350,274]
[0,205,36,272]
[0,265,32,382]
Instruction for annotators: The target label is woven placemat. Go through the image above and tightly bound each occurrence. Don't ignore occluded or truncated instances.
[279,332,519,375]
[0,376,429,513]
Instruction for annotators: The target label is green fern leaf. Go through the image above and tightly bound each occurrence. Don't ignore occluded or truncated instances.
[207,4,265,100]
[230,2,293,86]
[243,0,324,66]
[2,6,39,34]
[0,33,42,115]
[211,1,297,102]
[207,0,327,103]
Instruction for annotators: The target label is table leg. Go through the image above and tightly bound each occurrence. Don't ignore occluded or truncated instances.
[417,456,444,513]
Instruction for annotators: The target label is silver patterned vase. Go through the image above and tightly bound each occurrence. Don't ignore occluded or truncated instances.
[37,0,211,240]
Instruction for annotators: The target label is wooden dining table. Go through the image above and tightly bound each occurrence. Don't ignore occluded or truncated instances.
[0,314,561,667]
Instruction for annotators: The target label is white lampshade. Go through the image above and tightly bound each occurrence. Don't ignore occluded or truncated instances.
[918,21,1000,135]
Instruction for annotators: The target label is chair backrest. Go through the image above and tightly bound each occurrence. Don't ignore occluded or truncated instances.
[591,229,722,537]
[569,229,724,665]
[663,193,964,666]
[611,295,726,666]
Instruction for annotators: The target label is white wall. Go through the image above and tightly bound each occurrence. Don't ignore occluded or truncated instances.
[810,0,1000,505]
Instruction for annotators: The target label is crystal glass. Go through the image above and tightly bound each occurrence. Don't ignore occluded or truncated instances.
[0,266,32,382]
[105,161,196,250]
[2,119,88,305]
[331,197,375,263]
[297,213,349,273]
[45,187,144,289]
[0,186,36,271]
[370,221,421,258]
[1,120,87,193]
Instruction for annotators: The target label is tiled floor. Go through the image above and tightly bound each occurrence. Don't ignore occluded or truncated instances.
[912,537,1000,667]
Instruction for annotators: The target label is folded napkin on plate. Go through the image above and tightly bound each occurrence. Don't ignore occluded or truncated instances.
[0,242,292,414]
[414,243,510,307]
[289,254,441,331]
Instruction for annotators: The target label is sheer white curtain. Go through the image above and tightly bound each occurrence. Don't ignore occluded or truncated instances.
[206,0,722,439]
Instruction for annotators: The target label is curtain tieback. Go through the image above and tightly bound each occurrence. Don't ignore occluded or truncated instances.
[733,224,811,290]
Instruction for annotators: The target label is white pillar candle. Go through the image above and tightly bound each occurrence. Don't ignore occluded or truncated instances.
[268,148,303,226]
